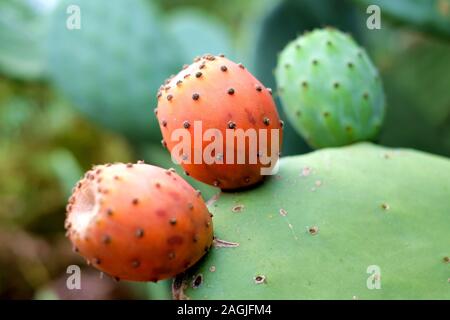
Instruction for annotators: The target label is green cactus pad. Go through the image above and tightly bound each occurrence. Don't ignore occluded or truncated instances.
[166,8,233,61]
[47,0,181,143]
[275,29,385,149]
[179,143,450,299]
[0,0,50,80]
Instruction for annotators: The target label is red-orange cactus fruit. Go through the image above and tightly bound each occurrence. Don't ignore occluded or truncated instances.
[65,162,213,282]
[155,54,283,190]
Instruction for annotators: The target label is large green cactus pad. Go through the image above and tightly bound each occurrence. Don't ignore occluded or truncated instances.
[47,0,180,143]
[166,8,233,61]
[0,0,49,80]
[179,143,450,299]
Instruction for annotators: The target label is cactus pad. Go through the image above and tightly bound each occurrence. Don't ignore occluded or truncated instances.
[47,0,181,142]
[179,143,450,299]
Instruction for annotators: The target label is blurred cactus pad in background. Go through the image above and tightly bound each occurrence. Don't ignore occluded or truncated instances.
[47,0,233,144]
[0,0,449,299]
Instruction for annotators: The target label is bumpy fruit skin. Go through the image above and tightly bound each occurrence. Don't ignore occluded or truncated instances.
[156,55,283,190]
[253,0,363,156]
[65,162,213,282]
[275,28,385,149]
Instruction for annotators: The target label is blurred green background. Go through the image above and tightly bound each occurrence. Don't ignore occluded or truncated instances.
[0,0,449,299]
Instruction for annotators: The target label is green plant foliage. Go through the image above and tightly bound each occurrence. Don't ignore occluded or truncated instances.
[178,143,450,299]
[378,35,450,156]
[276,29,385,149]
[0,0,50,80]
[252,0,365,155]
[166,8,233,60]
[47,0,182,143]
[146,280,172,300]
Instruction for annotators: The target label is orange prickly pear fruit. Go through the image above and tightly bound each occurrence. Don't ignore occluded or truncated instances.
[65,162,213,282]
[155,54,283,190]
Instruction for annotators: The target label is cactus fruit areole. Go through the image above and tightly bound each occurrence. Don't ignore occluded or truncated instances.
[178,143,450,299]
[155,54,283,191]
[65,162,213,282]
[275,29,385,149]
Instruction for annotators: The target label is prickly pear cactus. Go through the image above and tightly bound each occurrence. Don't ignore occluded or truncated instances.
[275,29,385,149]
[138,143,219,201]
[65,162,214,282]
[47,0,181,143]
[178,143,450,299]
[354,0,450,39]
[155,54,282,190]
[252,0,365,155]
